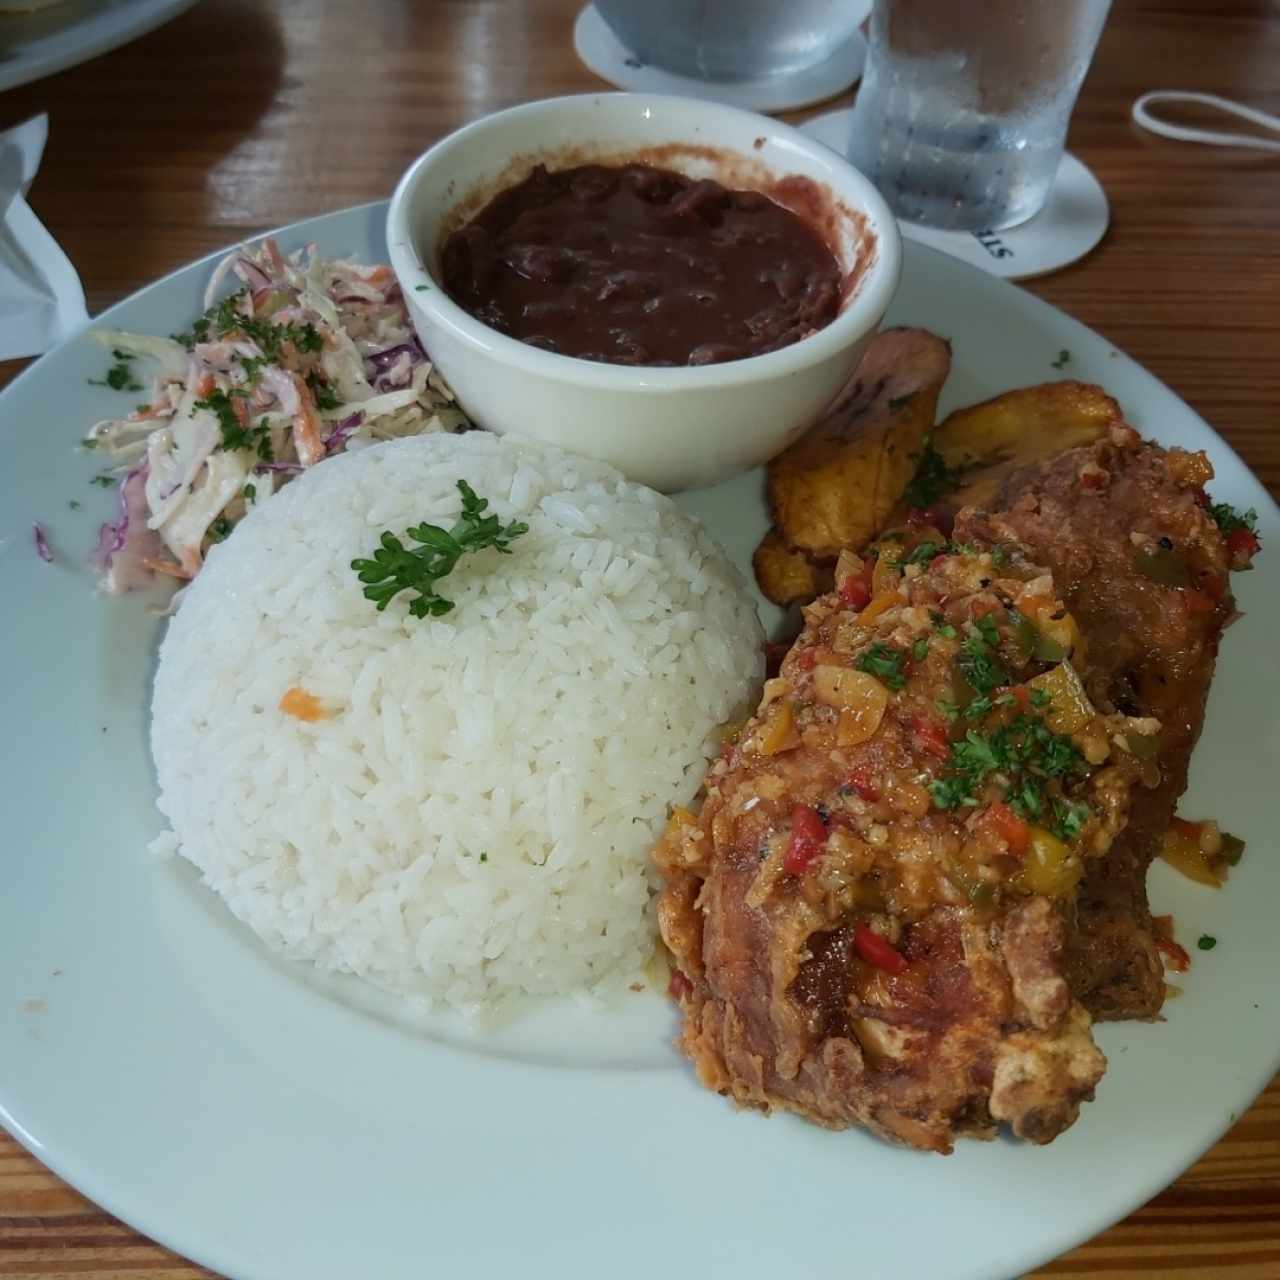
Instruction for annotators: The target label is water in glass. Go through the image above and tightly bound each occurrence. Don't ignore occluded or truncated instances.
[847,0,1111,231]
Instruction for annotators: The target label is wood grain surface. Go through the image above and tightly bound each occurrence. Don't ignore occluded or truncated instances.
[1,0,1277,1276]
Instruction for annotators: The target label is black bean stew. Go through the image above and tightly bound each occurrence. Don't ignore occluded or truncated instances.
[439,163,842,368]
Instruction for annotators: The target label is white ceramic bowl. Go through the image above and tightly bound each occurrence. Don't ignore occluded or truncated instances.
[386,93,901,492]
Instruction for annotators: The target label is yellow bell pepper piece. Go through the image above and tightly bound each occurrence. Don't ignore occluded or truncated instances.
[1160,818,1223,888]
[758,700,800,756]
[1014,826,1082,899]
[871,541,903,598]
[1028,661,1094,735]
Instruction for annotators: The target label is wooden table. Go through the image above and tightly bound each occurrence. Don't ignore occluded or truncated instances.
[1,0,1277,1275]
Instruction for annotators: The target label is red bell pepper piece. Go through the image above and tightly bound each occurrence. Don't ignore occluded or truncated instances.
[839,562,874,611]
[982,801,1030,857]
[912,714,951,761]
[1226,527,1260,568]
[847,765,880,803]
[854,924,909,974]
[1154,935,1191,973]
[783,804,828,876]
[995,684,1032,712]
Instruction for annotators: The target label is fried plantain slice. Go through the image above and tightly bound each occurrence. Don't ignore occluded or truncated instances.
[765,328,953,560]
[933,380,1123,511]
[752,528,834,607]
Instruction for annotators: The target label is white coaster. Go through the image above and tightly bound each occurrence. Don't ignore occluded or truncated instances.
[573,3,869,115]
[800,107,1110,280]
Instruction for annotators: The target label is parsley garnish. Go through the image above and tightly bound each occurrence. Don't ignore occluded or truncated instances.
[1207,501,1258,537]
[854,643,907,691]
[931,611,958,640]
[174,289,324,361]
[1029,687,1051,709]
[1197,934,1217,951]
[912,637,930,662]
[904,436,962,509]
[958,613,1009,696]
[242,483,256,501]
[206,515,234,543]
[89,354,143,393]
[306,371,341,411]
[68,499,81,510]
[90,473,115,487]
[351,481,529,618]
[194,389,241,444]
[195,391,274,459]
[1051,798,1092,843]
[903,540,945,567]
[253,418,274,461]
[929,713,1088,823]
[1051,349,1071,370]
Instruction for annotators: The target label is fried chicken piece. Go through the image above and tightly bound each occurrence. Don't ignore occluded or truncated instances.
[655,541,1154,1152]
[961,428,1234,1019]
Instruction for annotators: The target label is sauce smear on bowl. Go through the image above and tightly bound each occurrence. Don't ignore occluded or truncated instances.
[439,163,841,367]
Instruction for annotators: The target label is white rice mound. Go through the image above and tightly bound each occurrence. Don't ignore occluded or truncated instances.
[150,431,763,1010]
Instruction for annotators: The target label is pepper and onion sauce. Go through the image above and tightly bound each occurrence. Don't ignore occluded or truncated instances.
[439,162,842,367]
[653,528,1157,1150]
[723,531,1151,928]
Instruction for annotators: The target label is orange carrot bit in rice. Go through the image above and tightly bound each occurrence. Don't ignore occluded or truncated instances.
[278,686,334,722]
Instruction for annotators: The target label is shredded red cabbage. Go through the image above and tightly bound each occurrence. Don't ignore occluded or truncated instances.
[33,523,53,563]
[366,343,421,372]
[323,411,364,454]
[90,464,165,592]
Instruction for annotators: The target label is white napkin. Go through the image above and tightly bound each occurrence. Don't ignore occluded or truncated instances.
[0,114,88,359]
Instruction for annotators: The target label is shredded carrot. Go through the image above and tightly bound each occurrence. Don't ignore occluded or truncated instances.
[127,404,169,422]
[278,686,333,722]
[141,556,193,580]
[290,373,325,467]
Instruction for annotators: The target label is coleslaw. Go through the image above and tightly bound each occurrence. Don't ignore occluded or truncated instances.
[84,237,465,592]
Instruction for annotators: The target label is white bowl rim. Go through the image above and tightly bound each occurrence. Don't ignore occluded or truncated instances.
[386,91,902,393]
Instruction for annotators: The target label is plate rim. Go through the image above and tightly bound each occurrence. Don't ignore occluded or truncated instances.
[0,0,201,96]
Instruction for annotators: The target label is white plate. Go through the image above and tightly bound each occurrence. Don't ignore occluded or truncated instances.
[0,0,196,93]
[1,201,1277,1280]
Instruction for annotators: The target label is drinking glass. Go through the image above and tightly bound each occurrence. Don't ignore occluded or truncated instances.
[847,0,1112,231]
[595,0,866,81]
